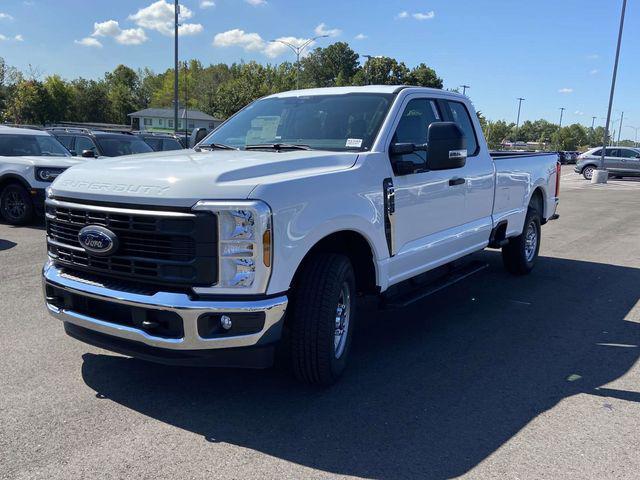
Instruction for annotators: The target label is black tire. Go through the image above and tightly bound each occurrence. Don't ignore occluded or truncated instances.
[582,165,596,180]
[289,253,356,386]
[502,207,541,275]
[0,183,34,225]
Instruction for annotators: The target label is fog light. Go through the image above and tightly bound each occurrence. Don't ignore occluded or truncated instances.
[220,315,232,330]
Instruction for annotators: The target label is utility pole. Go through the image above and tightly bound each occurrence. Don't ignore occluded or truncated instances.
[591,116,597,129]
[515,97,525,142]
[183,61,188,141]
[596,0,627,183]
[270,35,328,90]
[625,126,639,147]
[461,85,470,96]
[558,107,566,128]
[617,110,624,145]
[173,0,179,134]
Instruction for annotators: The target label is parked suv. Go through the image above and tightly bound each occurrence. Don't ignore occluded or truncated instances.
[135,132,185,151]
[0,125,81,224]
[576,146,640,179]
[48,127,153,158]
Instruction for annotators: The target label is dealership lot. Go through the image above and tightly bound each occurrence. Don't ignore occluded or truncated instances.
[2,166,640,480]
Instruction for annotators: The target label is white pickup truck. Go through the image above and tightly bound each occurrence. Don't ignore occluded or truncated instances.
[42,86,560,385]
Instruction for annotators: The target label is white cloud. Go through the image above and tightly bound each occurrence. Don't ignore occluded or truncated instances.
[0,33,24,42]
[213,28,266,51]
[413,11,435,20]
[575,111,584,116]
[200,0,215,7]
[558,88,573,94]
[245,0,267,5]
[396,11,409,19]
[314,22,341,37]
[0,34,6,41]
[14,34,23,41]
[75,37,103,48]
[213,29,313,58]
[129,0,202,36]
[354,33,367,40]
[589,69,599,75]
[0,12,14,20]
[586,54,599,60]
[90,20,148,45]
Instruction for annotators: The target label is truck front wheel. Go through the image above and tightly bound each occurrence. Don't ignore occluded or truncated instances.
[289,253,356,386]
[0,183,34,225]
[501,207,541,275]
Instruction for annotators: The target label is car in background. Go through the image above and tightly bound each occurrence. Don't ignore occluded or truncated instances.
[135,131,185,151]
[47,127,153,158]
[575,146,640,180]
[0,125,82,224]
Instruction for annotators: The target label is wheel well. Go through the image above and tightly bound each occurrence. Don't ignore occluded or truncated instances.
[291,231,377,295]
[580,163,597,173]
[0,175,31,195]
[529,187,544,216]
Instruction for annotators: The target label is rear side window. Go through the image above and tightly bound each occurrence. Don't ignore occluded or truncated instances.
[55,135,74,149]
[144,138,163,151]
[446,101,478,156]
[605,148,618,157]
[163,138,183,151]
[619,149,639,158]
[591,149,602,156]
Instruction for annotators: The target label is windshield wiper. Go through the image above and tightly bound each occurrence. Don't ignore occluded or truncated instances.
[244,143,313,151]
[196,143,237,151]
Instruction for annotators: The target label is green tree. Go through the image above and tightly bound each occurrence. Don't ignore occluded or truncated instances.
[6,80,50,124]
[483,120,514,149]
[301,42,360,87]
[105,65,142,124]
[407,63,443,88]
[69,78,110,123]
[364,56,410,85]
[43,75,73,123]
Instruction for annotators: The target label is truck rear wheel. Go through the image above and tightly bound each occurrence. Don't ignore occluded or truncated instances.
[501,207,541,275]
[0,183,34,225]
[289,253,356,386]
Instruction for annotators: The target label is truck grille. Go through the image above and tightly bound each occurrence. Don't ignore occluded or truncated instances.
[46,200,217,288]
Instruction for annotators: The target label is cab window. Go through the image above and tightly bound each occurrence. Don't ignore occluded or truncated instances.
[446,101,478,156]
[75,136,97,154]
[390,98,440,172]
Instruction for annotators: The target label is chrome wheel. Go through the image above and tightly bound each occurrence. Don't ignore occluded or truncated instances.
[524,221,538,262]
[334,282,351,359]
[4,191,26,220]
[583,166,594,180]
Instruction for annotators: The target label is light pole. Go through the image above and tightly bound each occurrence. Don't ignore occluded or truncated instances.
[558,107,566,128]
[515,97,525,142]
[173,0,179,134]
[461,85,470,96]
[362,54,382,85]
[617,110,624,146]
[625,125,639,147]
[270,35,329,90]
[591,116,597,129]
[596,0,627,183]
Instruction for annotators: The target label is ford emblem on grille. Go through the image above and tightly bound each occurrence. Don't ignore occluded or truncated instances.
[78,226,119,256]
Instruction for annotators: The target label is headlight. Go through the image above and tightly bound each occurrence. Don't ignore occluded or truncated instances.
[35,167,66,182]
[192,200,272,295]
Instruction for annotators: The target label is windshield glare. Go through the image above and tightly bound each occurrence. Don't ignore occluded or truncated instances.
[96,137,154,157]
[202,93,394,151]
[0,134,71,157]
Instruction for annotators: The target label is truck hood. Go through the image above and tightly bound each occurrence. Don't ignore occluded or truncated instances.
[3,155,83,168]
[50,148,359,207]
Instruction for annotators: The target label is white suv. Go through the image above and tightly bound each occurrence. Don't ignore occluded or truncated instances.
[0,126,82,224]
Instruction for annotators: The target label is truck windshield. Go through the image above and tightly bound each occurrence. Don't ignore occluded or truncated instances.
[0,134,71,157]
[201,93,394,151]
[95,137,154,157]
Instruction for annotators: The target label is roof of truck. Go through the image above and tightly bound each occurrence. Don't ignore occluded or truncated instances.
[266,85,464,99]
[0,125,50,136]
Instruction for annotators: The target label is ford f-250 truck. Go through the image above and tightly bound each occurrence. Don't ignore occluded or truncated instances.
[42,86,560,385]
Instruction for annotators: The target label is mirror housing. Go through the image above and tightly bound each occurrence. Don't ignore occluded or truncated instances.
[189,127,209,148]
[81,149,96,158]
[426,122,467,170]
[69,150,77,156]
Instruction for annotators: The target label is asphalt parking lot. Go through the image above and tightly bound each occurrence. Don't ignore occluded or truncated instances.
[2,166,639,480]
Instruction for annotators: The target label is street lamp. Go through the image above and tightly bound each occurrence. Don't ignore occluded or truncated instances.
[362,54,383,85]
[460,85,470,96]
[591,116,597,129]
[595,0,628,184]
[270,35,329,90]
[515,97,525,142]
[625,125,639,147]
[558,107,566,128]
[617,110,625,146]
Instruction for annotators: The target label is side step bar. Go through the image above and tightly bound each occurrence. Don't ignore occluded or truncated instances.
[380,260,489,310]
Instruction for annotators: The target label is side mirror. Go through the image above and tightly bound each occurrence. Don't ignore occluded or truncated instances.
[69,150,77,156]
[81,149,96,158]
[189,128,209,148]
[426,122,467,170]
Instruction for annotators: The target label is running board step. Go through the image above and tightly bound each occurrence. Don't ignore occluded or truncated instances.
[380,260,489,309]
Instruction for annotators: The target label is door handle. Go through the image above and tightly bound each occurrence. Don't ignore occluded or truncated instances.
[449,177,466,186]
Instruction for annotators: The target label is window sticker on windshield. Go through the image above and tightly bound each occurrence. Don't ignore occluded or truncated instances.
[346,138,363,148]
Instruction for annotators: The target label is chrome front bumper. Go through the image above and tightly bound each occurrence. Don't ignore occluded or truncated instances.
[42,261,288,351]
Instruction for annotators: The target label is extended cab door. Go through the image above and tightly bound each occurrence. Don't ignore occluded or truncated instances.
[385,95,494,285]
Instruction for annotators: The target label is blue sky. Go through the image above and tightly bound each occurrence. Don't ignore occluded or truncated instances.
[0,0,638,136]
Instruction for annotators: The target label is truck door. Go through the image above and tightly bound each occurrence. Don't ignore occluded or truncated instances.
[386,96,469,285]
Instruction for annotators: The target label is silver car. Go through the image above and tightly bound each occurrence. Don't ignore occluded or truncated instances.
[575,147,640,180]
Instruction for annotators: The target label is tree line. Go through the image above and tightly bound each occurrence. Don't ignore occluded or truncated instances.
[0,42,442,126]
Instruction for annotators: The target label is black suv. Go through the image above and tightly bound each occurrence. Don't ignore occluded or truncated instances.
[47,127,153,158]
[135,132,185,151]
